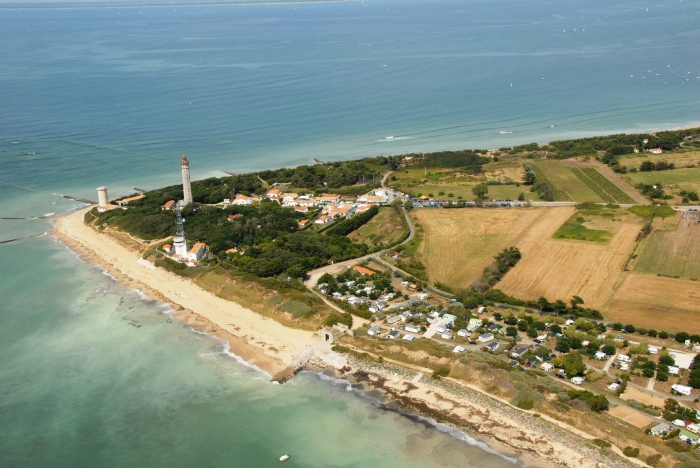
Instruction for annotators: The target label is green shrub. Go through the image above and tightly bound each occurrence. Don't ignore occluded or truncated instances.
[511,387,543,409]
[645,454,662,467]
[622,447,639,458]
[432,367,450,379]
[592,439,611,448]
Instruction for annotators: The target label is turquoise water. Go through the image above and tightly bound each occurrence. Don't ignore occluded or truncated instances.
[0,0,699,465]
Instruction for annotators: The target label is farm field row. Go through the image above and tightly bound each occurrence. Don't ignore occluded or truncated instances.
[635,213,700,279]
[529,162,572,201]
[347,206,408,248]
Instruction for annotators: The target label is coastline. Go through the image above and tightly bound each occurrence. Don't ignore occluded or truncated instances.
[54,207,318,376]
[54,207,638,468]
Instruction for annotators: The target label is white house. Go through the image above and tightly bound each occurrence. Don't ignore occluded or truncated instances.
[649,423,672,436]
[595,351,608,360]
[669,366,680,375]
[453,346,467,353]
[457,329,469,337]
[617,354,631,363]
[186,242,207,266]
[368,326,382,336]
[386,315,402,325]
[232,194,252,206]
[673,384,693,396]
[649,346,659,355]
[404,324,421,333]
[478,333,494,343]
[540,363,554,372]
[403,334,416,341]
[608,382,620,392]
[314,215,333,225]
[571,376,585,385]
[485,341,499,351]
[649,147,663,154]
[294,206,308,214]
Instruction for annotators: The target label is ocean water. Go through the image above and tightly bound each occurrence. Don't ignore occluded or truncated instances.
[0,0,699,466]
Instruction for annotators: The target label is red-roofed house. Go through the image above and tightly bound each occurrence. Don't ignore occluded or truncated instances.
[353,266,376,276]
[186,242,207,265]
[294,206,308,213]
[163,200,176,210]
[650,148,663,154]
[162,244,172,254]
[298,219,310,228]
[266,188,280,199]
[232,194,252,206]
[228,214,242,221]
[318,193,341,204]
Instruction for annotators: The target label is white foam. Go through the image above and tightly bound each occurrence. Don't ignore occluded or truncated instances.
[308,371,518,465]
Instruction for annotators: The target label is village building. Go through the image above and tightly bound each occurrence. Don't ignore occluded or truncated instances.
[294,206,308,214]
[485,342,499,351]
[354,203,376,214]
[162,243,172,254]
[649,423,672,436]
[265,188,280,199]
[317,193,341,204]
[328,204,354,218]
[387,329,401,339]
[281,193,299,206]
[649,147,663,154]
[314,215,333,225]
[673,384,693,396]
[227,214,242,221]
[404,324,421,333]
[298,219,310,228]
[232,194,252,206]
[186,242,207,266]
[478,333,494,343]
[368,325,382,336]
[679,430,700,445]
[163,200,176,210]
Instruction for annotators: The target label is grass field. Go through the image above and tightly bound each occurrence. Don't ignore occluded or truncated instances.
[410,208,552,289]
[622,167,700,203]
[389,164,526,200]
[635,213,700,279]
[532,160,604,202]
[552,204,634,242]
[498,208,642,309]
[607,274,700,334]
[347,206,408,248]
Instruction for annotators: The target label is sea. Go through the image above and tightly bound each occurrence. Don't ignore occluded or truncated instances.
[0,0,698,466]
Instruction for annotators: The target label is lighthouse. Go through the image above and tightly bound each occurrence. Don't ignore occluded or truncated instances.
[172,208,188,258]
[181,154,193,205]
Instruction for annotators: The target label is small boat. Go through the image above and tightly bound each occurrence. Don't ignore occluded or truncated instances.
[499,131,512,134]
[280,455,290,462]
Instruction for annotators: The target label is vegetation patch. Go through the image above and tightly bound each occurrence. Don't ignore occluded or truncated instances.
[630,205,676,218]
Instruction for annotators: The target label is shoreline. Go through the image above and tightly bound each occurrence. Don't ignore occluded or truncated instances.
[54,207,638,468]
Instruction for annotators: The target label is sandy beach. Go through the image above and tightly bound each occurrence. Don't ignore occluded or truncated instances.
[54,207,638,468]
[54,208,319,376]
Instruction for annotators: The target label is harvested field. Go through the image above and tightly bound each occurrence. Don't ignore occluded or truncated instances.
[608,405,653,429]
[411,208,555,289]
[635,214,700,279]
[607,274,700,334]
[562,158,649,205]
[498,215,641,309]
[620,387,665,409]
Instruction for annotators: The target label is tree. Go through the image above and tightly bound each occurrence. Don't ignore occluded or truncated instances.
[518,192,525,201]
[506,326,518,337]
[556,338,571,353]
[659,355,675,366]
[523,170,536,185]
[570,296,584,309]
[517,320,528,332]
[562,351,586,376]
[527,328,538,338]
[538,296,549,315]
[624,324,636,333]
[472,183,489,200]
[676,332,690,343]
[612,323,623,331]
[550,324,562,335]
[602,344,616,355]
[569,337,583,349]
[553,300,567,316]
[640,161,655,171]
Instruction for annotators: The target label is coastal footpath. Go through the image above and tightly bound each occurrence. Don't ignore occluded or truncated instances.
[54,207,638,468]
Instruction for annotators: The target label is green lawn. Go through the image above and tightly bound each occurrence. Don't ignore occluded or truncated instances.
[534,160,604,203]
[622,167,700,193]
[552,219,612,242]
